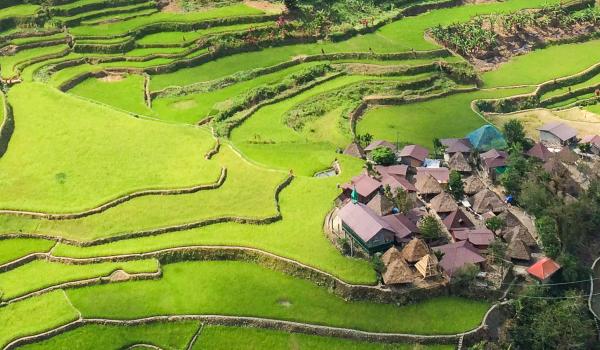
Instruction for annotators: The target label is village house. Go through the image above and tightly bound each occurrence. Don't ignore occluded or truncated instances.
[526,142,552,162]
[580,135,600,155]
[440,138,472,160]
[416,167,450,185]
[538,121,577,146]
[463,176,486,196]
[471,189,506,214]
[381,247,414,285]
[479,149,507,180]
[433,241,486,276]
[343,142,366,159]
[415,173,443,199]
[467,125,507,151]
[429,191,459,216]
[399,144,429,167]
[452,228,495,251]
[401,238,430,264]
[442,209,475,231]
[448,152,472,173]
[338,202,396,254]
[340,173,382,204]
[527,257,561,283]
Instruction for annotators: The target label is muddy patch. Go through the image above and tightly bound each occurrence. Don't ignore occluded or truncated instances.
[244,0,285,14]
[109,270,131,282]
[159,0,183,13]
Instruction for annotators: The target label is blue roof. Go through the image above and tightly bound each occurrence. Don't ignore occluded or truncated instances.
[467,125,507,151]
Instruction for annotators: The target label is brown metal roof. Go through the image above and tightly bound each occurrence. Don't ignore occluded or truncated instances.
[538,122,577,142]
[442,209,474,230]
[341,173,381,198]
[433,241,485,275]
[338,202,395,242]
[399,145,429,162]
[416,167,450,183]
[453,228,494,247]
[526,142,552,162]
[376,164,408,177]
[383,213,419,240]
[365,140,397,152]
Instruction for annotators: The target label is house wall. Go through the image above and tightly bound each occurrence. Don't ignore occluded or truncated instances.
[341,223,394,254]
[539,131,564,146]
[400,156,422,168]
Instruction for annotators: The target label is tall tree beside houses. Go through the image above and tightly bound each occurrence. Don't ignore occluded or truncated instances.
[448,170,464,200]
[419,215,444,241]
[502,119,527,147]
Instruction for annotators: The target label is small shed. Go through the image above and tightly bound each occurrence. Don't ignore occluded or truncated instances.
[442,209,475,231]
[448,152,471,173]
[367,193,395,217]
[383,258,414,285]
[467,125,507,151]
[399,145,429,167]
[344,142,366,159]
[415,173,443,197]
[463,176,486,195]
[507,237,531,261]
[340,173,382,204]
[581,135,600,155]
[526,142,552,162]
[433,241,485,275]
[471,189,506,214]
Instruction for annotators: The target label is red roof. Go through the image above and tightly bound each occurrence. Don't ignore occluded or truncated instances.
[399,145,429,162]
[526,142,552,162]
[365,140,397,152]
[527,257,561,281]
[341,173,381,198]
[416,167,450,183]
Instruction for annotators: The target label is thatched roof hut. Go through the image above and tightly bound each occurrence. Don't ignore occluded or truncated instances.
[382,246,403,266]
[367,193,394,217]
[471,189,505,214]
[430,192,459,213]
[415,173,443,196]
[507,238,531,261]
[497,210,522,228]
[382,258,414,285]
[464,176,486,195]
[415,254,439,279]
[503,225,536,248]
[401,238,429,264]
[448,152,471,173]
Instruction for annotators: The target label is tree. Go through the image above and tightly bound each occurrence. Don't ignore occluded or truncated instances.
[355,133,373,148]
[371,254,384,275]
[384,185,412,214]
[535,216,561,258]
[519,177,554,217]
[501,148,529,195]
[419,215,443,241]
[284,0,298,10]
[370,147,396,165]
[432,137,445,158]
[449,263,479,290]
[503,119,526,147]
[485,216,505,234]
[448,170,464,200]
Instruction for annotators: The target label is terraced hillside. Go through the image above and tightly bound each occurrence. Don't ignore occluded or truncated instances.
[1,0,600,348]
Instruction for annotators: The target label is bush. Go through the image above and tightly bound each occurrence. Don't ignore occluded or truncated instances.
[370,146,396,165]
[536,216,561,258]
[419,215,443,241]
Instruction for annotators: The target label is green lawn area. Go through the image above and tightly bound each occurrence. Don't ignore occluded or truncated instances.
[69,4,265,37]
[69,73,155,116]
[482,40,600,88]
[195,326,455,350]
[0,4,39,20]
[0,146,288,241]
[0,259,158,301]
[357,87,534,149]
[0,44,68,79]
[149,0,560,90]
[0,83,221,212]
[230,75,373,175]
[585,103,600,115]
[0,238,55,266]
[541,72,600,101]
[16,321,200,350]
[0,290,80,349]
[136,22,272,46]
[67,261,490,334]
[50,156,375,284]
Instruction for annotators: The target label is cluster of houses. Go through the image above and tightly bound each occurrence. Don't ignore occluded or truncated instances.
[332,123,579,287]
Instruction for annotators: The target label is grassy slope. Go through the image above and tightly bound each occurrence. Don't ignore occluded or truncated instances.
[0,290,80,349]
[69,4,264,37]
[67,261,490,334]
[0,4,39,19]
[51,157,376,284]
[0,44,68,79]
[357,87,534,149]
[0,146,288,241]
[196,326,454,350]
[150,0,561,90]
[16,321,200,350]
[230,75,372,176]
[68,73,155,116]
[482,40,600,87]
[0,238,55,266]
[0,259,158,300]
[0,83,220,212]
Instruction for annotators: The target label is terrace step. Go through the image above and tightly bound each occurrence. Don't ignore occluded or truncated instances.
[79,8,158,26]
[54,1,157,26]
[50,0,151,17]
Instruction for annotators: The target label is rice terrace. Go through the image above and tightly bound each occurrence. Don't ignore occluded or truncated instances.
[2,0,600,348]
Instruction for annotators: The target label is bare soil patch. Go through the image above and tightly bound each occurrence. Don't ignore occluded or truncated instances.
[109,270,131,282]
[159,0,182,13]
[99,74,126,83]
[489,108,600,140]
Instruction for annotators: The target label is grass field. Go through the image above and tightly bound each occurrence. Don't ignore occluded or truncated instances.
[0,83,221,212]
[0,238,55,266]
[0,259,158,300]
[357,87,533,149]
[17,321,200,350]
[195,326,455,350]
[66,261,490,334]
